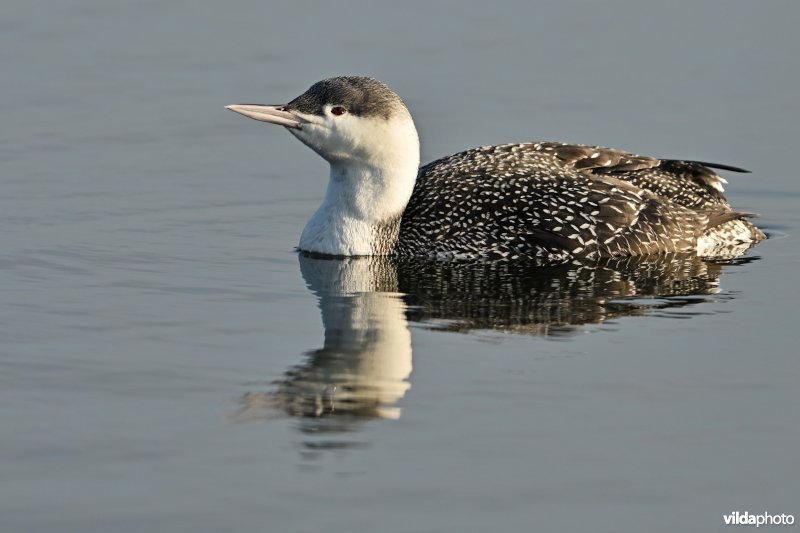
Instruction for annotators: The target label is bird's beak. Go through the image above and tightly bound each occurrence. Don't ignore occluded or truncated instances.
[224,104,305,130]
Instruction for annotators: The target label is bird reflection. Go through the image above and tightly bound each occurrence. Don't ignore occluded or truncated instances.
[236,252,757,436]
[398,254,745,336]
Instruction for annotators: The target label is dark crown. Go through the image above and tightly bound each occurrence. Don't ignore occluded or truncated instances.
[285,76,407,120]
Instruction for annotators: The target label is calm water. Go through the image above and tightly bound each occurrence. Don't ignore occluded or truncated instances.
[2,2,799,532]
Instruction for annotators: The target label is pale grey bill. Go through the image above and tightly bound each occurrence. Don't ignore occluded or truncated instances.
[225,104,304,129]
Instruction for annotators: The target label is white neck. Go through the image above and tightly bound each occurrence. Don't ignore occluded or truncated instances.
[298,115,420,256]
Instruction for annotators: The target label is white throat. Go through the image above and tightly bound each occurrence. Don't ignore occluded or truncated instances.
[298,114,420,256]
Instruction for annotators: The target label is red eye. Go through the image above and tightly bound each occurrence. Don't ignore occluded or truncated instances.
[331,106,346,116]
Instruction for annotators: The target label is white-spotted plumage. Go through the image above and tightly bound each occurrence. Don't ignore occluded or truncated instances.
[226,76,765,260]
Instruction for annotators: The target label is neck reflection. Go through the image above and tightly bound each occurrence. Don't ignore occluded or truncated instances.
[237,256,412,436]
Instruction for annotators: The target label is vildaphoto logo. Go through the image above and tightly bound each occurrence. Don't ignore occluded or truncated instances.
[723,511,794,527]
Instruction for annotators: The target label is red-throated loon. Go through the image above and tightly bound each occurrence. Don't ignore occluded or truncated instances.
[226,76,765,260]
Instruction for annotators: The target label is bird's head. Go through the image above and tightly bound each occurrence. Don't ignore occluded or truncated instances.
[226,76,419,170]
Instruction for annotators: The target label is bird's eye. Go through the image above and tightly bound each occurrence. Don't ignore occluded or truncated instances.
[331,106,346,116]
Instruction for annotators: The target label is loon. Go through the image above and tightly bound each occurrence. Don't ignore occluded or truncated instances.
[226,76,764,260]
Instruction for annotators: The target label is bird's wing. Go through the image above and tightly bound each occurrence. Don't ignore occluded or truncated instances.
[533,142,747,209]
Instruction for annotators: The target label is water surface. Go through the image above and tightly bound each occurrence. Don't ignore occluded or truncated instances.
[2,1,798,532]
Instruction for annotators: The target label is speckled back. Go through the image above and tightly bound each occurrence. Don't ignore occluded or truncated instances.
[396,142,762,260]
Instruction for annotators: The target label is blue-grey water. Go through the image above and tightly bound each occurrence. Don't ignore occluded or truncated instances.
[2,2,798,532]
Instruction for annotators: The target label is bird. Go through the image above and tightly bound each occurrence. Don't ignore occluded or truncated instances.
[226,76,765,261]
